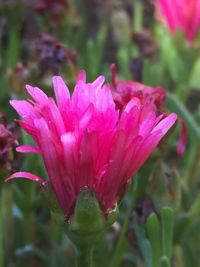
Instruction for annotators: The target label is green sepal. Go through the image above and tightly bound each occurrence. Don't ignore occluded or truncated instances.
[40,182,66,225]
[41,184,119,247]
[66,188,105,246]
[106,205,119,227]
[67,188,119,246]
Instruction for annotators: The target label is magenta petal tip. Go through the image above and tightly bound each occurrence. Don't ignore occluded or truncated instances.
[5,172,45,184]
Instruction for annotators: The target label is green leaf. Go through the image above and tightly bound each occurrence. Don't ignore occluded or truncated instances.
[189,58,200,88]
[146,212,161,267]
[161,207,174,259]
[134,214,153,267]
[0,193,4,267]
[159,256,170,267]
[189,194,200,221]
[166,93,200,142]
[6,24,20,69]
[156,26,183,82]
[109,178,139,267]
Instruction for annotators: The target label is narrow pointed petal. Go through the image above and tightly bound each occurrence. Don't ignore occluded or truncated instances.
[76,70,86,83]
[52,76,70,111]
[177,120,187,156]
[16,145,41,154]
[5,172,45,184]
[9,100,38,119]
[152,113,177,135]
[26,85,48,104]
[91,75,105,89]
[124,98,141,113]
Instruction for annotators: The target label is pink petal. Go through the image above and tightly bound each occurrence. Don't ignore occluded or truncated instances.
[52,76,70,111]
[76,70,86,83]
[100,130,126,207]
[99,84,115,111]
[5,172,45,184]
[110,63,117,87]
[16,145,41,154]
[91,75,105,89]
[158,0,180,31]
[26,85,48,104]
[41,98,66,136]
[139,111,157,138]
[79,104,94,130]
[129,131,163,177]
[176,120,187,156]
[10,100,39,119]
[152,113,177,135]
[124,98,141,113]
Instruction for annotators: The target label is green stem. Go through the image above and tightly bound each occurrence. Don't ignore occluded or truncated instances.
[166,93,200,141]
[134,0,143,32]
[109,180,138,267]
[0,191,4,267]
[2,185,14,265]
[186,144,200,187]
[76,246,93,267]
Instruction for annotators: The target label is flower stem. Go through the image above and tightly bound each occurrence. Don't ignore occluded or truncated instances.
[2,185,14,263]
[76,246,93,267]
[109,179,138,267]
[0,192,4,267]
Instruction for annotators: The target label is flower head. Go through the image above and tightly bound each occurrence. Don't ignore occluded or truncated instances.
[7,71,176,219]
[34,0,68,21]
[110,64,166,113]
[0,113,20,171]
[156,0,200,43]
[31,33,77,76]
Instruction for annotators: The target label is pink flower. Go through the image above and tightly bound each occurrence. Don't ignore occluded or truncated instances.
[6,71,177,218]
[110,64,187,156]
[156,0,200,42]
[110,64,166,113]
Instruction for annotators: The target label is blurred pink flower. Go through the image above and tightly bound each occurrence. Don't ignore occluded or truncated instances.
[0,112,21,171]
[110,64,166,113]
[177,119,187,156]
[156,0,200,42]
[34,0,68,21]
[6,71,177,218]
[110,64,187,156]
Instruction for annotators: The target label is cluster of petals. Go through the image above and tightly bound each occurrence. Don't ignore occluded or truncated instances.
[0,115,19,171]
[110,64,186,156]
[110,64,166,113]
[156,0,200,43]
[7,71,177,218]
